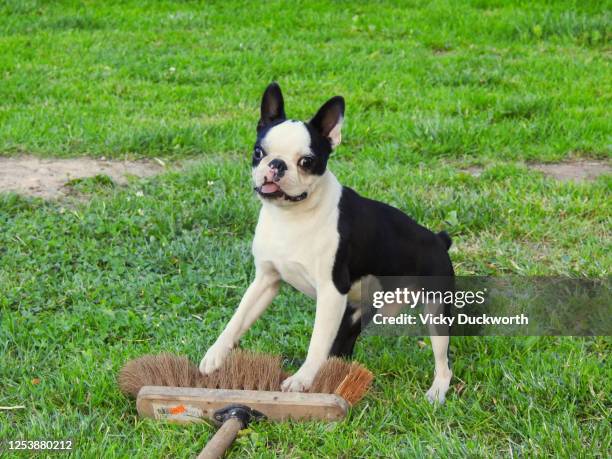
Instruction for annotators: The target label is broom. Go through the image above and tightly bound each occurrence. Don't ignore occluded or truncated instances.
[119,350,373,458]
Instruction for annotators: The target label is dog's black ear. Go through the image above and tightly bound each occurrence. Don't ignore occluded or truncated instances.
[310,96,345,148]
[257,82,286,131]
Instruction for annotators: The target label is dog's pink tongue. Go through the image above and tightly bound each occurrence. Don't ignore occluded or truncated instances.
[261,183,280,193]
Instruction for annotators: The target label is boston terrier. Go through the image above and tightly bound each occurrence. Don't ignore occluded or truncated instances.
[200,83,454,403]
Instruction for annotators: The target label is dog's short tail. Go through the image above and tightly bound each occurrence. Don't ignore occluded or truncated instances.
[437,231,452,250]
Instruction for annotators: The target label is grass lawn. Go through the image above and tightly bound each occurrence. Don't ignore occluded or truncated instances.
[1,0,610,457]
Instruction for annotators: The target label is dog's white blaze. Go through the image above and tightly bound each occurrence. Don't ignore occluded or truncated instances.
[261,120,310,158]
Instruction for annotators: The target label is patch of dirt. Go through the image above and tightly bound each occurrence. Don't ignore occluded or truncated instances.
[463,160,611,182]
[0,156,164,199]
[463,166,483,177]
[529,160,611,182]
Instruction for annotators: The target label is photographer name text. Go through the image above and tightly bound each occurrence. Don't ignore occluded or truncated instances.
[372,312,529,326]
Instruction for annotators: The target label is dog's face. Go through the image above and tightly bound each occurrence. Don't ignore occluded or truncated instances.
[252,83,344,206]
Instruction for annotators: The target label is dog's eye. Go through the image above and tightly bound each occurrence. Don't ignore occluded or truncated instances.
[298,156,314,169]
[253,147,265,160]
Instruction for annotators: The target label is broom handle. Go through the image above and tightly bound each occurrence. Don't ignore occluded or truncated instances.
[197,417,244,459]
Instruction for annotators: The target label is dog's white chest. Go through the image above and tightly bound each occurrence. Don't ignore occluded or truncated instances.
[274,259,317,298]
[253,221,328,298]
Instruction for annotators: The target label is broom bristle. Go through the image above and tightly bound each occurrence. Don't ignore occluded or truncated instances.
[200,350,287,391]
[333,363,374,406]
[118,350,372,405]
[118,353,200,397]
[119,350,287,397]
[308,357,352,394]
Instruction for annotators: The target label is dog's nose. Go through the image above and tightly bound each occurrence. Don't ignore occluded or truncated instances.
[268,159,287,179]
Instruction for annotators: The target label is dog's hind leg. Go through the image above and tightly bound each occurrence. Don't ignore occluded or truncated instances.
[423,275,453,403]
[426,334,452,404]
[425,299,452,404]
[329,303,362,357]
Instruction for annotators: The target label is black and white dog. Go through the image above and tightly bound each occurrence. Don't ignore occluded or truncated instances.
[200,83,454,403]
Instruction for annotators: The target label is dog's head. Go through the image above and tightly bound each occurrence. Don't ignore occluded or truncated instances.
[252,83,344,206]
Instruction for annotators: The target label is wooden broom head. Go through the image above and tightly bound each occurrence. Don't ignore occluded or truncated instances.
[119,351,372,405]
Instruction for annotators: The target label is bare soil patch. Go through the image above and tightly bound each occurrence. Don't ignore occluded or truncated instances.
[529,160,611,182]
[0,156,164,199]
[463,160,611,182]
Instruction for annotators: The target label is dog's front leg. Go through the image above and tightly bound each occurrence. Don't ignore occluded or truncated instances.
[199,269,280,374]
[281,284,347,392]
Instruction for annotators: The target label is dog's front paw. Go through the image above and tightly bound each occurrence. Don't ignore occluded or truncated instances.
[281,368,315,392]
[199,340,232,375]
[426,372,452,404]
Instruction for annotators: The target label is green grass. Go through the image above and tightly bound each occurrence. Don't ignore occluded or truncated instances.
[1,0,611,457]
[0,0,610,161]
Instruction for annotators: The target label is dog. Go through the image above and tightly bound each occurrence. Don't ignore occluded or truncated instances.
[199,83,454,403]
